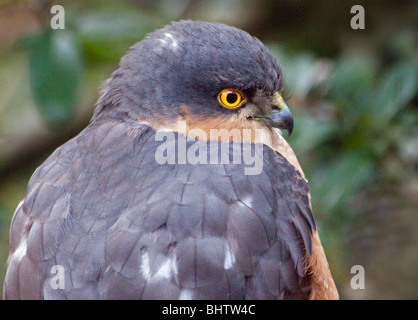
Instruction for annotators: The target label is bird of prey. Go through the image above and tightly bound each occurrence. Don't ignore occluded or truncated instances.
[3,20,338,300]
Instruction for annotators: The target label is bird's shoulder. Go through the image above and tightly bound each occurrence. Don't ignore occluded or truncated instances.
[7,119,316,299]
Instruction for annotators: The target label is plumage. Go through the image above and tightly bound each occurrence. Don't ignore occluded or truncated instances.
[3,20,338,300]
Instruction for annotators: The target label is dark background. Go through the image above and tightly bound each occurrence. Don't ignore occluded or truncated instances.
[0,0,417,299]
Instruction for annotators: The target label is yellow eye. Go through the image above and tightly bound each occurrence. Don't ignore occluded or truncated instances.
[218,89,246,109]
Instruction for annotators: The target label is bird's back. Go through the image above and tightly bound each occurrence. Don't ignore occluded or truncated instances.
[4,118,315,299]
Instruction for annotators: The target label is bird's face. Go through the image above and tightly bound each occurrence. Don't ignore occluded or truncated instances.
[213,89,294,135]
[96,21,293,142]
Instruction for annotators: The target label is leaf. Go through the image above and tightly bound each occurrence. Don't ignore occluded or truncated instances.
[374,61,418,124]
[309,152,375,214]
[288,111,336,155]
[29,30,82,129]
[267,45,320,97]
[283,53,317,96]
[73,10,163,63]
[390,30,418,60]
[324,55,377,117]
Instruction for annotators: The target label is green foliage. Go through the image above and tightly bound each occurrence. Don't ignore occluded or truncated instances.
[28,30,82,129]
[281,37,418,225]
[374,61,418,125]
[73,9,163,63]
[1,0,417,299]
[23,5,164,130]
[25,16,414,227]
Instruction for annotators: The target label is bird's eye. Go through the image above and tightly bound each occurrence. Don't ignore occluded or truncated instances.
[218,89,246,109]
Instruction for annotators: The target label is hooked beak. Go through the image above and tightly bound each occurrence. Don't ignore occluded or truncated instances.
[249,92,294,136]
[268,103,294,136]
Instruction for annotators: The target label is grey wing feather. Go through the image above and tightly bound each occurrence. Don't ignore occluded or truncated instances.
[4,118,315,300]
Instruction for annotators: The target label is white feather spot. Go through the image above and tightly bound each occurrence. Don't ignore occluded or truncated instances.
[169,254,178,279]
[12,238,27,263]
[164,32,179,50]
[14,200,24,214]
[140,252,175,282]
[158,32,179,52]
[241,195,253,208]
[140,252,151,279]
[154,258,172,280]
[224,244,235,270]
[179,289,193,300]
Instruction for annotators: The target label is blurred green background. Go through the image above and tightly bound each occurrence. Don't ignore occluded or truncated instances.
[0,0,417,299]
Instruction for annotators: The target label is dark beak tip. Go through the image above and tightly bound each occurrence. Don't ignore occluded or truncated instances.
[287,119,294,137]
[268,104,294,136]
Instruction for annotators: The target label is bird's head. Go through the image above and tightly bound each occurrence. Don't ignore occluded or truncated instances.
[95,20,293,141]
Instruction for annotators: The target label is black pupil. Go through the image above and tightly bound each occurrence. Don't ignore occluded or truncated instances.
[226,92,238,104]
